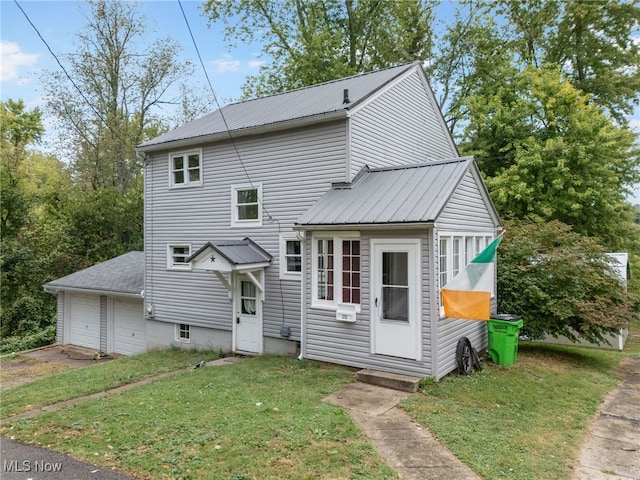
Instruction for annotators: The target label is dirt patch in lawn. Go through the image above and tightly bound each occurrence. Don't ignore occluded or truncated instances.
[0,345,117,391]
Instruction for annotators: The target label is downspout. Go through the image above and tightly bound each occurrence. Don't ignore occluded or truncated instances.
[298,229,307,360]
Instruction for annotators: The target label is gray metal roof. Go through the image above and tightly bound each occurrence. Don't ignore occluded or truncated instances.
[296,157,474,226]
[138,63,418,151]
[44,251,144,296]
[187,238,272,266]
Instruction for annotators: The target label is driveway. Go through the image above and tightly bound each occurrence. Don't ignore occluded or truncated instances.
[0,344,116,390]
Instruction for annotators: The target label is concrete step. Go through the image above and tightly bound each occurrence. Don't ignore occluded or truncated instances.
[355,369,422,393]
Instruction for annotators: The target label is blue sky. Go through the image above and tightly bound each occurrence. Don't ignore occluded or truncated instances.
[2,0,639,203]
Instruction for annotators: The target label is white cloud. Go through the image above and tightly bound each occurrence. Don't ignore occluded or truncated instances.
[630,118,640,134]
[0,41,39,83]
[211,55,240,73]
[247,60,264,70]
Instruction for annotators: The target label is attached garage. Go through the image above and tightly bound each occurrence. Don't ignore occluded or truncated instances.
[44,251,146,356]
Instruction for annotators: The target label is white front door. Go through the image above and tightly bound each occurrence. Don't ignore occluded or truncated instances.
[371,239,421,360]
[233,274,263,354]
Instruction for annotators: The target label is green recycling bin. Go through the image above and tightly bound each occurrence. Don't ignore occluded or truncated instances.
[488,314,523,366]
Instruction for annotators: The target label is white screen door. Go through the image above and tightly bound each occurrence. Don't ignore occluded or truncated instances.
[371,239,421,360]
[234,275,262,353]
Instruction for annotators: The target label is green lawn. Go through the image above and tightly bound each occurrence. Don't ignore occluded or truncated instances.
[1,348,217,418]
[2,322,637,480]
[2,356,395,480]
[402,325,639,480]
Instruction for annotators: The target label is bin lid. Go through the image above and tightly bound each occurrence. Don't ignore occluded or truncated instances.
[491,314,521,321]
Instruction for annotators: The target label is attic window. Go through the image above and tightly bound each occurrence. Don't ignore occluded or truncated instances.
[170,149,202,188]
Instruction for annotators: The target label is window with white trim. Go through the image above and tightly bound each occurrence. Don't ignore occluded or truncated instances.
[167,244,192,270]
[231,183,262,227]
[169,150,202,188]
[439,233,495,317]
[279,233,302,280]
[176,323,190,342]
[439,234,494,287]
[312,233,361,309]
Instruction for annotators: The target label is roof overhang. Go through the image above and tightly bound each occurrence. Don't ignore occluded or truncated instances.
[137,110,347,154]
[187,238,272,273]
[43,285,144,299]
[294,222,434,231]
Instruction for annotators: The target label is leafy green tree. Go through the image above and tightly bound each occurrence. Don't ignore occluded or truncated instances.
[493,0,640,124]
[0,99,44,237]
[203,0,436,98]
[41,0,194,193]
[498,219,638,344]
[460,67,640,246]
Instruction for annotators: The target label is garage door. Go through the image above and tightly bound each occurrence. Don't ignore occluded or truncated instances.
[113,298,146,355]
[69,294,101,349]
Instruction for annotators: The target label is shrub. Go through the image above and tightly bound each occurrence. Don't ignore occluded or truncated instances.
[497,219,638,344]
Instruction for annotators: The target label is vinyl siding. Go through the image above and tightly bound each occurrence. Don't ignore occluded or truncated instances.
[303,229,434,378]
[349,69,457,178]
[56,291,64,344]
[434,169,500,379]
[144,121,348,344]
[437,170,496,232]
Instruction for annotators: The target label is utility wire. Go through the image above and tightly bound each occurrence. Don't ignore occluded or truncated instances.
[14,0,119,145]
[177,0,276,222]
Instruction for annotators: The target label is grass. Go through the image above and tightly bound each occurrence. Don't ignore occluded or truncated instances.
[402,319,640,480]
[1,348,217,418]
[2,356,395,480]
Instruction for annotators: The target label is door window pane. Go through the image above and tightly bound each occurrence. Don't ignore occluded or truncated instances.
[241,281,256,315]
[382,252,408,322]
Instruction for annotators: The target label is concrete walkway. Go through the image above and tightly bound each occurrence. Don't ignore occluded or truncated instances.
[324,382,480,480]
[573,356,640,480]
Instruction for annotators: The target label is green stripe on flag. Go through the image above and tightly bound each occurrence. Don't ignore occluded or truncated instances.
[471,236,502,264]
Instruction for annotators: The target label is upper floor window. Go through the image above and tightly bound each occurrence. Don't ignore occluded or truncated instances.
[280,233,302,280]
[167,244,192,270]
[312,233,361,309]
[231,183,262,227]
[170,150,202,188]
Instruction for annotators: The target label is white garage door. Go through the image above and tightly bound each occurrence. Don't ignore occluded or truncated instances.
[113,298,146,355]
[69,294,101,349]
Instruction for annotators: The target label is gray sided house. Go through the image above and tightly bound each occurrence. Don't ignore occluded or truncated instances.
[47,62,501,379]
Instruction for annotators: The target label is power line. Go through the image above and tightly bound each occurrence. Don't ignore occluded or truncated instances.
[177,0,275,223]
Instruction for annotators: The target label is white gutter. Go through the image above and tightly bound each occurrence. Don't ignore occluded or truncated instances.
[43,285,144,299]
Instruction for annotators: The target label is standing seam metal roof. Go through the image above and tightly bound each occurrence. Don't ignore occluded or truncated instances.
[187,238,273,266]
[138,62,419,149]
[296,158,473,226]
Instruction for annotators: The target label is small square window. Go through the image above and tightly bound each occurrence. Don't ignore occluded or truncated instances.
[167,244,192,270]
[280,233,302,280]
[176,323,190,343]
[169,150,202,188]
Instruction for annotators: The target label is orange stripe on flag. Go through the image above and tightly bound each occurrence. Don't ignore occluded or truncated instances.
[442,289,491,321]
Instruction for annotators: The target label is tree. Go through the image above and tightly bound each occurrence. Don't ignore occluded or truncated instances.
[0,99,44,237]
[203,0,436,98]
[460,67,640,246]
[494,0,640,124]
[497,219,638,344]
[41,0,195,193]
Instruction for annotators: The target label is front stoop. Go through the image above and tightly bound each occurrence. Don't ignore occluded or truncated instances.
[355,369,422,393]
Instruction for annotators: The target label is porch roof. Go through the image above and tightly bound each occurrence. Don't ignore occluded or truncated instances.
[187,238,273,272]
[296,157,473,227]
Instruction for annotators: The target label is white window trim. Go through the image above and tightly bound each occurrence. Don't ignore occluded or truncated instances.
[175,323,191,343]
[279,232,302,280]
[167,244,192,271]
[231,183,263,227]
[311,231,361,312]
[438,232,495,317]
[168,149,203,189]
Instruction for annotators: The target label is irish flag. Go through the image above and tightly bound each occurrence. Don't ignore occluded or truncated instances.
[442,236,502,320]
